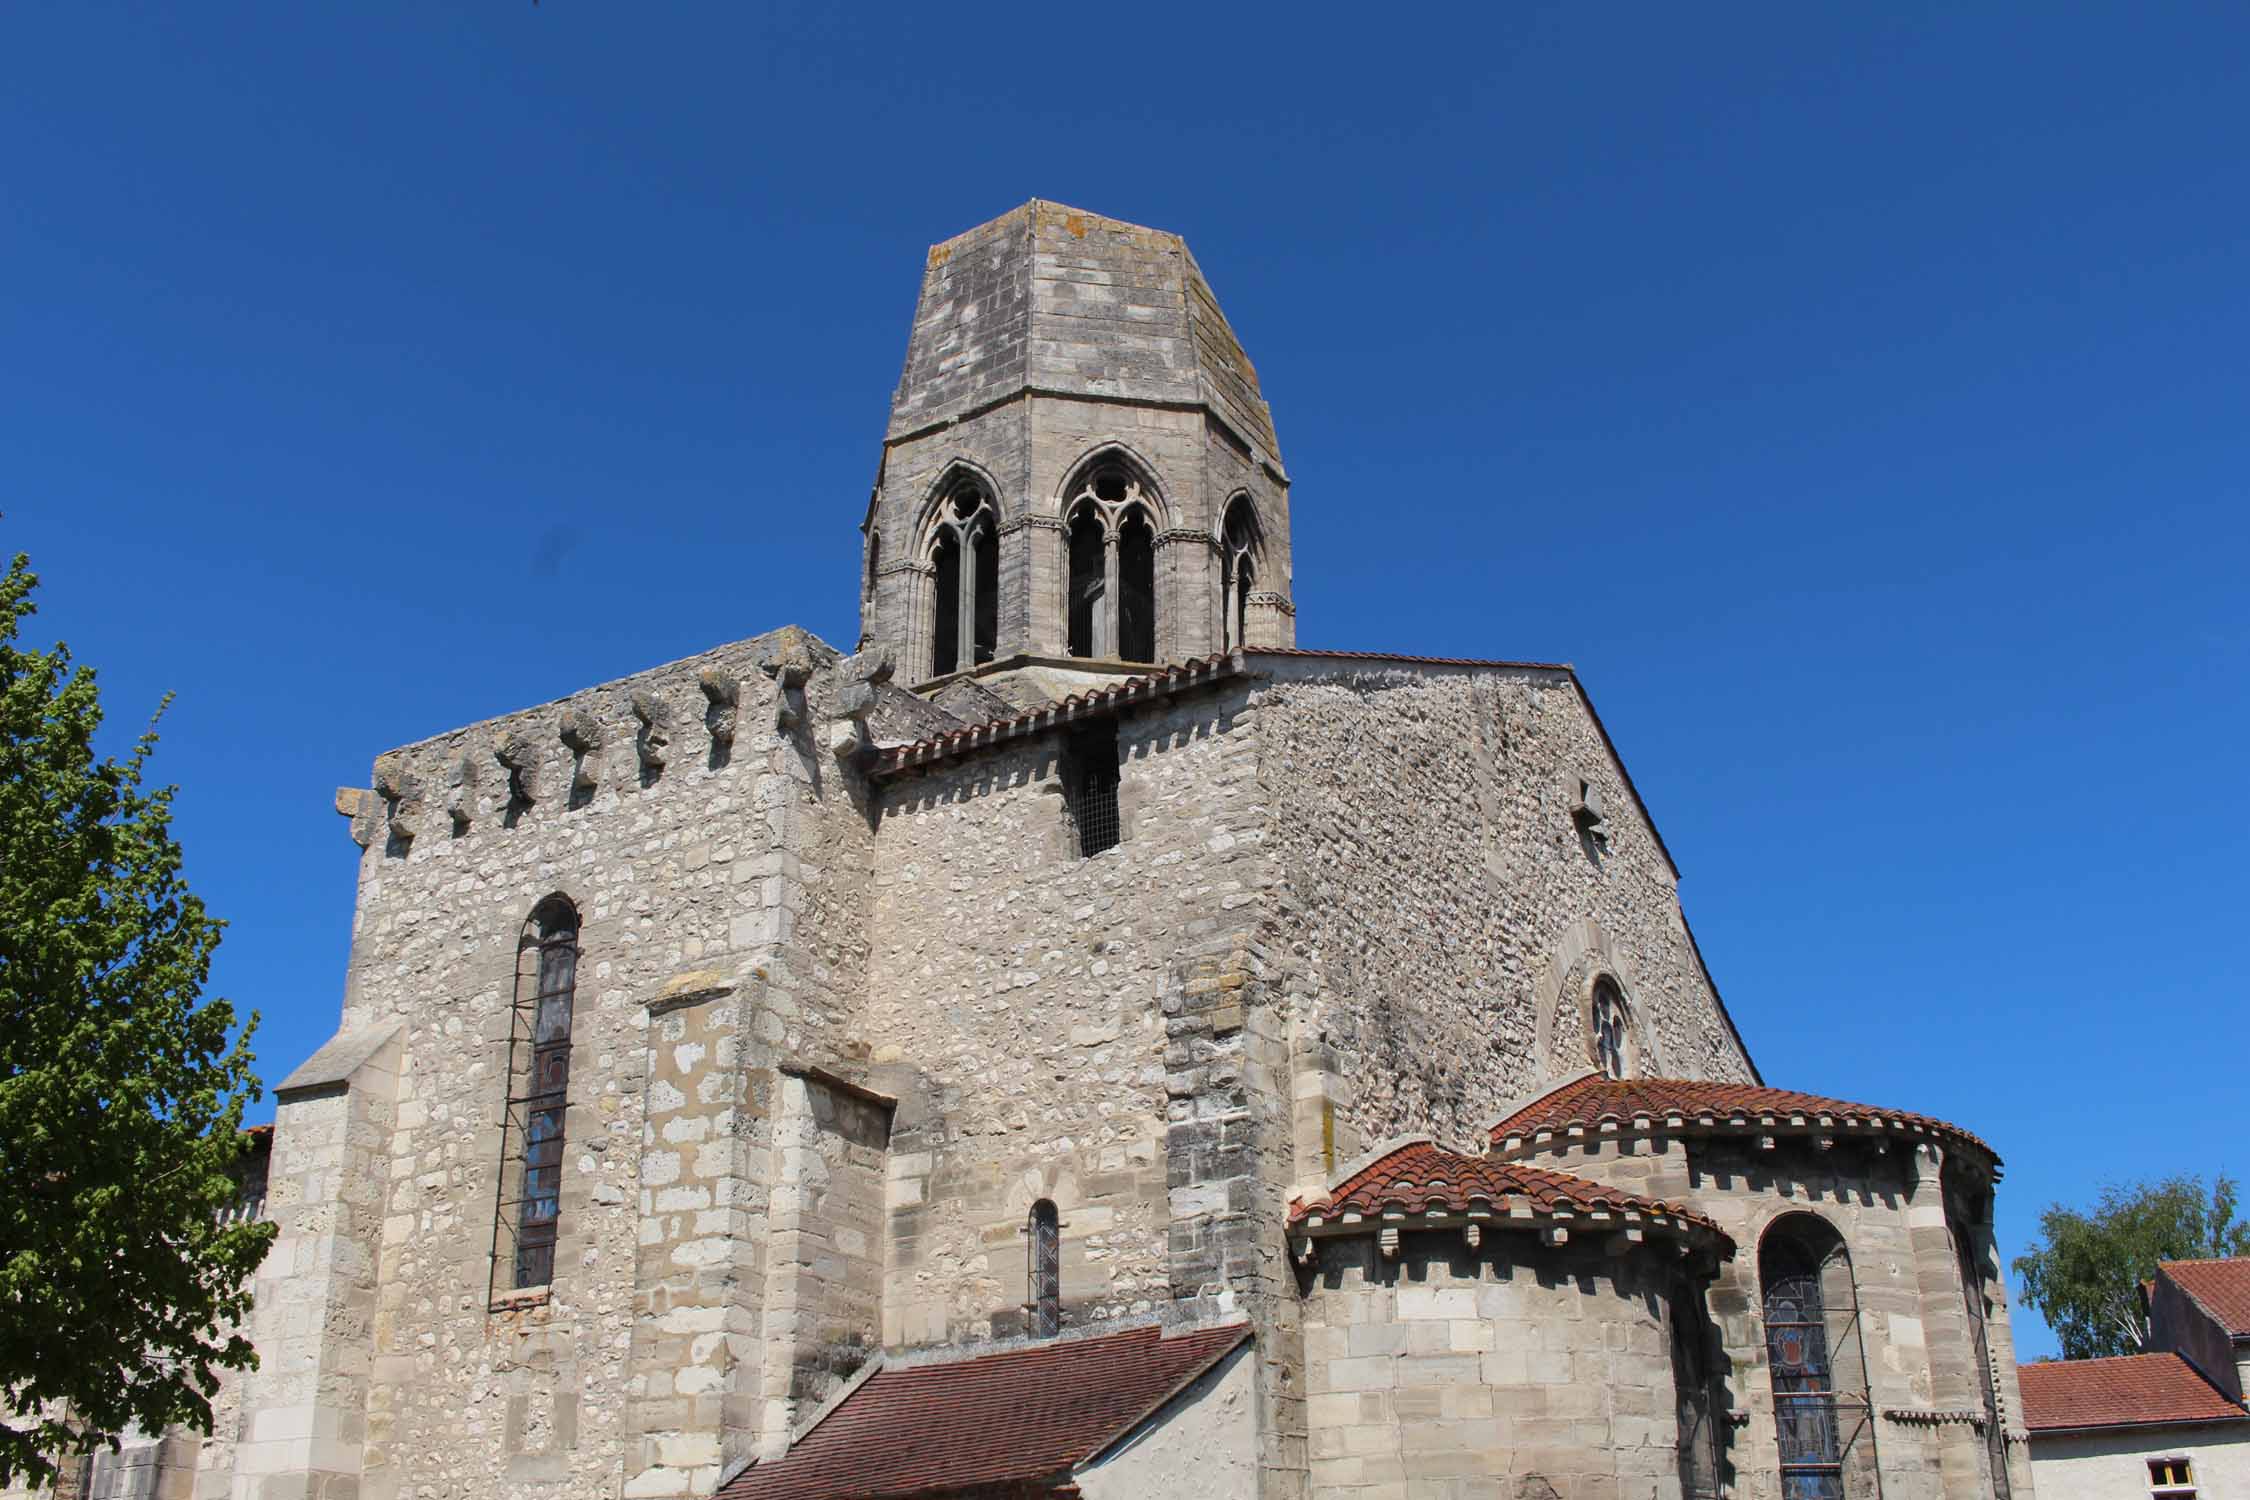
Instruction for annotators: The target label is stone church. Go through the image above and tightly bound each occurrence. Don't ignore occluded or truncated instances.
[50,202,2039,1500]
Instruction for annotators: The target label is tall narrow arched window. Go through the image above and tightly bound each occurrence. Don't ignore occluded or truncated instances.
[926,483,996,677]
[864,530,881,603]
[1761,1216,1878,1500]
[1591,977,1629,1079]
[1221,495,1261,651]
[1671,1279,1722,1500]
[1063,464,1160,663]
[499,897,579,1290]
[1028,1199,1061,1337]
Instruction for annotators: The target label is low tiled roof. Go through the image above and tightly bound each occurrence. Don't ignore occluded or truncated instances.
[2162,1259,2250,1338]
[1287,1137,1729,1250]
[2019,1354,2248,1433]
[714,1322,1250,1500]
[1487,1075,1997,1164]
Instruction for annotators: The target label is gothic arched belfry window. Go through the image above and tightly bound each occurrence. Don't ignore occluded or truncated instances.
[499,896,579,1290]
[928,482,997,677]
[1221,494,1261,651]
[1065,466,1158,663]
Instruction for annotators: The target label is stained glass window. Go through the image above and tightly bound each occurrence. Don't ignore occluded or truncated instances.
[1592,978,1628,1079]
[1029,1199,1061,1337]
[500,898,578,1291]
[1761,1219,1876,1500]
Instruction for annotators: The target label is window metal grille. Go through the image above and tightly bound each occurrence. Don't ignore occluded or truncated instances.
[1762,1239,1873,1500]
[1957,1229,2013,1500]
[1066,727,1121,858]
[496,900,578,1291]
[1029,1200,1061,1337]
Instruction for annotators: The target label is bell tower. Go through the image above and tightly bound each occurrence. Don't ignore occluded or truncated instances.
[859,201,1295,690]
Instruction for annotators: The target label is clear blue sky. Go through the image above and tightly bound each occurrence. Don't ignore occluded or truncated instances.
[6,4,2245,1358]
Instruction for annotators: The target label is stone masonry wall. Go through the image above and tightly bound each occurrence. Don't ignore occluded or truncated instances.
[1252,662,1754,1175]
[1301,1231,1693,1500]
[864,681,1274,1348]
[1506,1133,2029,1500]
[311,625,877,1500]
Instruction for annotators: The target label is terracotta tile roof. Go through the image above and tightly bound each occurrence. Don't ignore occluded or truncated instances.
[1287,1137,1730,1251]
[2019,1354,2248,1433]
[714,1321,1250,1500]
[2161,1259,2250,1338]
[1486,1074,1997,1164]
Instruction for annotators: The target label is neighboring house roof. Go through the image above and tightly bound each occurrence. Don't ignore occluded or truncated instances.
[2161,1259,2250,1338]
[713,1321,1250,1500]
[1287,1136,1730,1252]
[2019,1354,2249,1434]
[1485,1074,1997,1164]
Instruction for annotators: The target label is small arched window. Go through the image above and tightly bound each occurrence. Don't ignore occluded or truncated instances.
[928,484,996,677]
[864,530,882,602]
[1028,1199,1061,1337]
[500,897,580,1290]
[1064,465,1158,663]
[1591,977,1629,1079]
[1761,1215,1878,1500]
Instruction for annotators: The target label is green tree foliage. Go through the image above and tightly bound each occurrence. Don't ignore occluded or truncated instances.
[2014,1175,2250,1359]
[0,552,274,1488]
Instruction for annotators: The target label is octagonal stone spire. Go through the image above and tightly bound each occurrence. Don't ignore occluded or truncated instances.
[863,201,1295,691]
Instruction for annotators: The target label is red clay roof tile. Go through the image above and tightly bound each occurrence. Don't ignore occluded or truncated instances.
[1487,1075,1996,1163]
[714,1322,1249,1500]
[2161,1259,2250,1338]
[1288,1138,1729,1247]
[2019,1353,2247,1432]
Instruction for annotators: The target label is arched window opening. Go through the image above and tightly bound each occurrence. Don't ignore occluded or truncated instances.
[1671,1280,1722,1500]
[864,530,882,602]
[1591,977,1629,1079]
[1221,496,1261,651]
[1067,507,1106,658]
[1062,462,1160,663]
[500,897,580,1290]
[1761,1216,1878,1500]
[1028,1199,1061,1337]
[1116,508,1155,664]
[927,483,996,677]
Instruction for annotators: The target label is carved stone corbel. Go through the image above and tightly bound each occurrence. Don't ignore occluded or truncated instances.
[493,728,537,813]
[699,670,738,763]
[560,708,602,805]
[629,690,670,782]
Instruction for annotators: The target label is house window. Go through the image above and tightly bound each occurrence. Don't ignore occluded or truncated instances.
[2149,1458,2193,1496]
[1028,1200,1061,1337]
[1761,1215,1878,1500]
[1062,724,1122,858]
[1591,977,1628,1079]
[499,897,579,1290]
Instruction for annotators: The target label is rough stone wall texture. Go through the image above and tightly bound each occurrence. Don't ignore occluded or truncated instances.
[864,682,1273,1349]
[1506,1133,2031,1500]
[1074,1342,1260,1500]
[1252,661,1755,1175]
[1300,1232,1694,1500]
[304,627,884,1500]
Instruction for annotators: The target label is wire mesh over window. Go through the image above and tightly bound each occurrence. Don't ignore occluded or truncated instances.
[1029,1199,1061,1337]
[1065,725,1121,858]
[497,897,579,1291]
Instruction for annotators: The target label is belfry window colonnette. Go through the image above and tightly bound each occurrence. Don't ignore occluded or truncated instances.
[144,201,2032,1500]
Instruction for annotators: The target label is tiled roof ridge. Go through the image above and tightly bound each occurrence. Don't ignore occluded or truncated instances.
[1287,1136,1730,1257]
[1486,1074,1998,1165]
